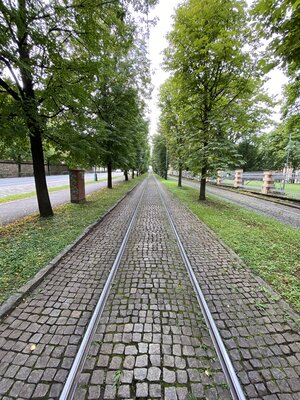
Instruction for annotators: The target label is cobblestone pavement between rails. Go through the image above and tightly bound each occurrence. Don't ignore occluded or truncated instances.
[0,176,299,399]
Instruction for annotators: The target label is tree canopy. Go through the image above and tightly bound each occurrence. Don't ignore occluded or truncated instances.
[0,0,157,216]
[160,0,272,199]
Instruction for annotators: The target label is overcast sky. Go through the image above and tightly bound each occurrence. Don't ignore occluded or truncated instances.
[147,0,288,138]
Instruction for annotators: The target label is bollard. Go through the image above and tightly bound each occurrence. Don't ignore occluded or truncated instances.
[262,171,274,195]
[69,169,86,203]
[234,169,243,188]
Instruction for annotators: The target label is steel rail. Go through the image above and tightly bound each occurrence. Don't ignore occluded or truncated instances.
[155,177,246,400]
[59,179,147,400]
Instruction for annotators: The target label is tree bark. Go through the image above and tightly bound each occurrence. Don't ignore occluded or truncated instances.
[17,154,21,177]
[199,165,207,201]
[29,131,53,216]
[17,0,53,217]
[124,170,128,181]
[178,164,182,187]
[107,162,112,188]
[132,170,135,179]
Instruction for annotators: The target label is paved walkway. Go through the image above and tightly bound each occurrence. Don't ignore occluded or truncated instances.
[0,177,299,399]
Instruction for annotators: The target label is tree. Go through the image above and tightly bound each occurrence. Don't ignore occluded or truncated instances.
[159,76,189,187]
[253,0,300,148]
[252,0,300,69]
[152,133,168,179]
[163,0,271,200]
[0,0,157,216]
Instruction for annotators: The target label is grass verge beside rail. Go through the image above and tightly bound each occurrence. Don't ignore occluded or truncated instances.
[163,179,300,313]
[0,175,145,304]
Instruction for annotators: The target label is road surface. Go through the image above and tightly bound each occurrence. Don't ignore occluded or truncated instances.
[170,177,300,230]
[0,172,121,198]
[0,173,124,226]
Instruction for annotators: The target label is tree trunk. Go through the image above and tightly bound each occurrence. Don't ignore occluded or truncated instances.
[124,170,129,181]
[29,131,53,216]
[199,165,207,201]
[17,0,53,217]
[132,170,135,179]
[17,154,21,177]
[107,162,112,188]
[178,164,182,187]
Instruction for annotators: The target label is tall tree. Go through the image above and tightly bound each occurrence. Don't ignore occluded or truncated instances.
[163,0,271,200]
[0,0,157,216]
[152,133,168,179]
[159,76,189,187]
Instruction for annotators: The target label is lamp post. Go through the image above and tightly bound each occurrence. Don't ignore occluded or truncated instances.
[282,131,292,192]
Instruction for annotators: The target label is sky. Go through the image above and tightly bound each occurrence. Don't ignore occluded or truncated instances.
[147,0,288,138]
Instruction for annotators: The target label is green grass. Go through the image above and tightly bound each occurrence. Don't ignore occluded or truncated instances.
[0,175,144,304]
[163,180,300,312]
[0,175,123,204]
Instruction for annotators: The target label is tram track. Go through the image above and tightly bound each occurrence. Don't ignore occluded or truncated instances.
[60,176,245,400]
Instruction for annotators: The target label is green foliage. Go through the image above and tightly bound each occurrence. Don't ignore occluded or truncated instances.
[252,0,300,69]
[152,133,168,178]
[161,0,272,196]
[0,0,156,214]
[163,179,300,312]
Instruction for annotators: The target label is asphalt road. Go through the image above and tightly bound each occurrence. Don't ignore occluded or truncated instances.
[170,177,300,230]
[0,172,121,197]
[0,173,124,226]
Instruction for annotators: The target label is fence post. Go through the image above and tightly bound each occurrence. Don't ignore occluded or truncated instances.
[234,169,243,188]
[217,170,223,185]
[262,171,274,195]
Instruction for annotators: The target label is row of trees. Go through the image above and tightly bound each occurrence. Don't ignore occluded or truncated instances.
[0,0,158,216]
[152,0,299,200]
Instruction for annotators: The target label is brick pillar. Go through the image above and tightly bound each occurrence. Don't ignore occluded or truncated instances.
[262,171,274,195]
[69,169,85,203]
[217,170,223,185]
[234,169,243,188]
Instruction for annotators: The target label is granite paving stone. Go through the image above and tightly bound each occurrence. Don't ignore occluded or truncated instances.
[1,176,299,399]
[76,178,231,399]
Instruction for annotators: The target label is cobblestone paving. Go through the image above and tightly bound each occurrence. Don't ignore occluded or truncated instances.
[1,176,299,400]
[0,182,145,399]
[75,177,231,400]
[158,180,300,400]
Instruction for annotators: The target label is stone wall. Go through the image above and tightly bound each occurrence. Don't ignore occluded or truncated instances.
[0,161,69,178]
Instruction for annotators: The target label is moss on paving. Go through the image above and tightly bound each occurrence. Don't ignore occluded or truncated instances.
[163,179,300,313]
[0,176,145,304]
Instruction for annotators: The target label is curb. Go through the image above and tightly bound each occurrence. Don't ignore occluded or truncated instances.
[0,180,142,320]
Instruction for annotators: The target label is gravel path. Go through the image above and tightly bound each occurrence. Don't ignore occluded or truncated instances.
[171,177,300,230]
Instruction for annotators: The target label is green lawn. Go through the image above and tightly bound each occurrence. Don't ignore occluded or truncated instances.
[163,179,300,313]
[0,175,144,304]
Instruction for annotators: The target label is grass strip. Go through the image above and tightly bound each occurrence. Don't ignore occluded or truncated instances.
[0,175,123,204]
[0,175,144,304]
[163,179,300,313]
